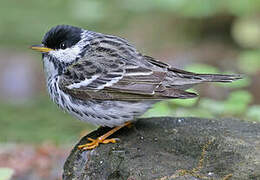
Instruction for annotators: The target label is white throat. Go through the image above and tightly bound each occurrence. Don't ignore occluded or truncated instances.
[43,55,59,80]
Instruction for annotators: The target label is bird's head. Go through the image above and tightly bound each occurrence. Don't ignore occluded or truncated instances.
[31,25,86,63]
[31,25,89,76]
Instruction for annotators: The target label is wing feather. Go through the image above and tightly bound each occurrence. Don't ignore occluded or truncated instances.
[59,35,199,101]
[61,86,198,101]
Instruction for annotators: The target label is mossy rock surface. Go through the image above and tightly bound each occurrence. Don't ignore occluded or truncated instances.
[63,117,260,180]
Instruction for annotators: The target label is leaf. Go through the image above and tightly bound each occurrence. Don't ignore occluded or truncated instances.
[0,168,14,180]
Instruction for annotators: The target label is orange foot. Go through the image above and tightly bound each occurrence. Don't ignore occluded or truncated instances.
[78,122,131,150]
[78,137,118,150]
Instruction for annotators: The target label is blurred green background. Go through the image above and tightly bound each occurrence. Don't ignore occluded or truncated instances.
[1,0,260,145]
[1,0,260,179]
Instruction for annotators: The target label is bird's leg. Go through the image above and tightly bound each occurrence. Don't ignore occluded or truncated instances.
[78,121,131,150]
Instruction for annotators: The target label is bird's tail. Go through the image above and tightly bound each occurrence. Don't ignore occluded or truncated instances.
[194,73,242,83]
[166,67,243,89]
[143,55,242,86]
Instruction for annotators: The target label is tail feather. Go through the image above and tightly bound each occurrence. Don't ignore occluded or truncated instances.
[196,74,243,83]
[166,69,243,89]
[145,56,242,84]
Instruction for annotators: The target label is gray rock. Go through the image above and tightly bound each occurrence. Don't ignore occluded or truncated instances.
[63,117,260,180]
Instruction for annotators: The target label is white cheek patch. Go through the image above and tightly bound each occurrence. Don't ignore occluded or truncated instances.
[49,45,81,63]
[43,56,58,78]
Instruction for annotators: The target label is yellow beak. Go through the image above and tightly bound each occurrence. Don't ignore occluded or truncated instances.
[30,44,53,53]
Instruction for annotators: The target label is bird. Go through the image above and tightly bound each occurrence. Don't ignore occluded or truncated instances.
[31,25,242,150]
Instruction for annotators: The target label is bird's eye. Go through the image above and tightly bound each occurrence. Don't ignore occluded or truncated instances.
[60,42,67,49]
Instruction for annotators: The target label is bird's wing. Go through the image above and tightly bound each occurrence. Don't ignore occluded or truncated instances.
[58,36,198,101]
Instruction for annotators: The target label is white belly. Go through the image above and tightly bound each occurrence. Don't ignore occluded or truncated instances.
[46,77,153,127]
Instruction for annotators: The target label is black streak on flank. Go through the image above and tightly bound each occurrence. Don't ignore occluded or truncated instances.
[42,25,82,50]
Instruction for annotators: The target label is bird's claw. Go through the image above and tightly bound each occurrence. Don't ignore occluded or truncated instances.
[78,137,119,150]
